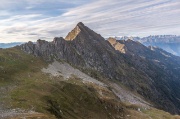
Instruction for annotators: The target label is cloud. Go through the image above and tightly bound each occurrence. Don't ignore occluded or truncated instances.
[0,0,180,43]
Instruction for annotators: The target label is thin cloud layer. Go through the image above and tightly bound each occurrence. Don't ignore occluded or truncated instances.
[0,0,180,43]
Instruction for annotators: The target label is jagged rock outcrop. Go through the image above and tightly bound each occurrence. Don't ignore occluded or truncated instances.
[108,38,152,56]
[108,37,127,53]
[21,22,180,114]
[21,37,84,66]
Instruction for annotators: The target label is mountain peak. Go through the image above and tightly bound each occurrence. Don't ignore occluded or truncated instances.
[77,22,85,27]
[65,22,85,41]
[65,26,81,41]
[65,22,94,41]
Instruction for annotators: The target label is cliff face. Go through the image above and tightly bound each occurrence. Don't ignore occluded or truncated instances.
[21,22,180,114]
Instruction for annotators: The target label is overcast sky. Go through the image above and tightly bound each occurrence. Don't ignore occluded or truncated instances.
[0,0,180,43]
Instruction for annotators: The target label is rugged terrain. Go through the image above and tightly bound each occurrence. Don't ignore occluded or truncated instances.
[0,22,180,119]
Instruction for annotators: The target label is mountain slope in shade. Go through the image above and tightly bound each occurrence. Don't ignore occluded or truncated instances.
[20,22,180,115]
[108,37,180,113]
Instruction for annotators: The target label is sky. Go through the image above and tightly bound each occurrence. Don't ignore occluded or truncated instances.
[0,0,180,43]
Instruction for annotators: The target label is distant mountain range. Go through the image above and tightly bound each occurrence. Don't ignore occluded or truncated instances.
[114,35,180,56]
[0,42,23,48]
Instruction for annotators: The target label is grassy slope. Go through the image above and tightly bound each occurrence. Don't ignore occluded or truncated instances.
[0,48,179,119]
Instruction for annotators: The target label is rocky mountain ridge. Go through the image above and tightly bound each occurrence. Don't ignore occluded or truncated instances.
[20,22,180,114]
